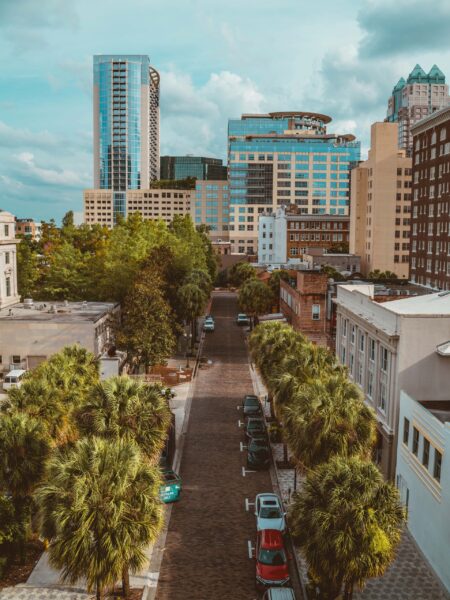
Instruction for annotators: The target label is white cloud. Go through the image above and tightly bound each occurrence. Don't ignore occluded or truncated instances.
[0,121,60,149]
[15,152,88,187]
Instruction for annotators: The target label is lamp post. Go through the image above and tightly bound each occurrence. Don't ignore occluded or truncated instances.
[183,332,192,369]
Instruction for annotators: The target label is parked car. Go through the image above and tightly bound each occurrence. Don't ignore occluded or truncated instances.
[247,436,271,470]
[255,493,286,533]
[262,588,296,600]
[243,394,262,417]
[245,417,266,439]
[203,317,215,332]
[3,369,26,391]
[159,470,182,503]
[255,529,290,591]
[236,313,250,326]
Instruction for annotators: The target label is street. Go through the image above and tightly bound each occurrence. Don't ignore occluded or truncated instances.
[155,292,302,600]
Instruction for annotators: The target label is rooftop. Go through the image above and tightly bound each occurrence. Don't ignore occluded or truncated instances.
[0,301,118,323]
[419,400,450,424]
[382,291,450,316]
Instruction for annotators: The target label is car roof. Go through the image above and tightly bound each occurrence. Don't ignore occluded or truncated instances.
[238,313,248,317]
[265,588,296,600]
[259,529,284,548]
[6,369,27,377]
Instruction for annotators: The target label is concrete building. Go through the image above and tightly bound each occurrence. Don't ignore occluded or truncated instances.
[160,156,227,181]
[335,284,450,479]
[280,271,329,345]
[396,392,450,592]
[302,248,360,274]
[258,206,350,266]
[228,112,360,255]
[0,300,119,377]
[349,122,412,278]
[15,218,42,241]
[0,211,20,309]
[83,188,192,228]
[387,64,450,154]
[93,55,160,223]
[409,105,450,290]
[191,180,230,242]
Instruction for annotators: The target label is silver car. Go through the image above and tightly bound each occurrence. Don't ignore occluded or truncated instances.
[255,493,286,533]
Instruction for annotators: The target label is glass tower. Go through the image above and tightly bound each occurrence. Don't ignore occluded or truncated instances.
[160,156,227,181]
[93,55,160,221]
[227,112,360,255]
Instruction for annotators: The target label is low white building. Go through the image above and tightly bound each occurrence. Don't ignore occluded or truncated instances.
[396,391,450,592]
[334,285,450,478]
[0,211,19,309]
[258,208,287,265]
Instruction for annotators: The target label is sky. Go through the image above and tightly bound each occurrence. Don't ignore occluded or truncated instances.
[2,0,450,222]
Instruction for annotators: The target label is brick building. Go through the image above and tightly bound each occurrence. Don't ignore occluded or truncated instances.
[280,271,329,346]
[410,106,450,290]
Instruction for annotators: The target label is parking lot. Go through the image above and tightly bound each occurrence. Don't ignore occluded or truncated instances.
[155,292,303,600]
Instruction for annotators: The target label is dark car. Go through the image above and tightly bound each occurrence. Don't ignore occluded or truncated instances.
[247,436,270,469]
[246,417,266,439]
[243,394,262,417]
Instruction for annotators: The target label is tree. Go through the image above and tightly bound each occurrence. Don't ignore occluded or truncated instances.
[267,269,290,308]
[76,377,171,463]
[16,239,39,299]
[37,437,163,599]
[0,413,50,561]
[282,374,376,470]
[116,267,176,372]
[177,282,207,350]
[238,279,273,328]
[327,241,349,254]
[229,262,257,287]
[290,456,405,599]
[368,269,398,281]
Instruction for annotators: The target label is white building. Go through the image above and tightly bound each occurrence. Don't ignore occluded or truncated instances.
[0,211,19,309]
[396,391,450,592]
[258,208,287,265]
[334,284,450,478]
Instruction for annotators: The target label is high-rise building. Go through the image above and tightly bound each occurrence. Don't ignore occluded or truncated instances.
[93,55,160,222]
[227,112,360,255]
[160,156,227,181]
[349,122,412,278]
[386,64,450,154]
[192,180,230,242]
[409,106,450,290]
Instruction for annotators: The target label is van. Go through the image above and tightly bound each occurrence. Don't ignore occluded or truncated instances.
[262,588,296,600]
[3,369,27,390]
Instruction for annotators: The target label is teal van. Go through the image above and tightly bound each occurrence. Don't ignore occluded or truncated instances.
[160,470,182,503]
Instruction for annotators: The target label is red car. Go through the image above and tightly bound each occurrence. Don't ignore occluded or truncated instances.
[255,529,290,590]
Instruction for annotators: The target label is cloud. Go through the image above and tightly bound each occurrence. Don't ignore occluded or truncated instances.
[0,121,61,149]
[358,0,450,58]
[15,152,89,187]
[0,0,78,30]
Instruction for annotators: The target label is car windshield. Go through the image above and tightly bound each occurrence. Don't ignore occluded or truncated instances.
[245,397,259,406]
[163,472,178,483]
[260,507,282,519]
[258,548,286,566]
[250,438,268,449]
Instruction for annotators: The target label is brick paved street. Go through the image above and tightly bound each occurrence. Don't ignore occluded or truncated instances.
[155,292,301,600]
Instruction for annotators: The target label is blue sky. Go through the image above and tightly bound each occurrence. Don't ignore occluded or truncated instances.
[1,0,450,222]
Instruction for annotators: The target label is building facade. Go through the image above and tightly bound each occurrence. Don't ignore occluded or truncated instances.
[228,112,360,255]
[191,180,230,242]
[386,64,450,154]
[160,156,227,181]
[84,188,192,228]
[396,392,450,593]
[15,218,42,241]
[302,248,360,274]
[258,206,350,265]
[335,284,450,479]
[0,211,19,309]
[93,55,160,223]
[349,122,412,278]
[409,106,450,290]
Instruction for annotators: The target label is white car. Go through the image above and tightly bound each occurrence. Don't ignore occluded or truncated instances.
[255,493,286,533]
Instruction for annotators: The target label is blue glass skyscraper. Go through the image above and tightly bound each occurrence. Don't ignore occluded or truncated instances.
[93,55,160,220]
[227,111,360,254]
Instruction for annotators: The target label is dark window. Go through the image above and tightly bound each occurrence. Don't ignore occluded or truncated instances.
[434,450,442,482]
[412,427,419,456]
[403,418,410,445]
[422,438,430,469]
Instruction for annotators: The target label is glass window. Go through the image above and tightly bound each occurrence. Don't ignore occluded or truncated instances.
[422,438,430,469]
[380,347,388,372]
[403,418,410,445]
[434,449,442,482]
[312,304,320,320]
[412,427,419,456]
[369,338,375,361]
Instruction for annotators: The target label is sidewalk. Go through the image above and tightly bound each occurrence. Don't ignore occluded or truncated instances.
[249,360,449,600]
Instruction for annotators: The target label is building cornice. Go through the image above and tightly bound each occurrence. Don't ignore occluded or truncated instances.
[411,105,450,135]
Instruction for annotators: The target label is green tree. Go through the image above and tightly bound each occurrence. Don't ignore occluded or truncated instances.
[238,278,273,328]
[282,374,376,469]
[290,456,405,599]
[116,267,176,372]
[229,262,257,287]
[0,494,22,571]
[327,241,349,253]
[16,239,40,299]
[76,377,171,463]
[61,210,74,229]
[0,413,50,561]
[177,282,207,350]
[37,437,163,599]
[267,269,290,308]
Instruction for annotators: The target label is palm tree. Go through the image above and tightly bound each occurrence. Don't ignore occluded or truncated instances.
[289,456,405,599]
[238,279,273,329]
[177,282,207,350]
[76,377,171,464]
[0,413,50,561]
[282,373,376,470]
[37,437,163,600]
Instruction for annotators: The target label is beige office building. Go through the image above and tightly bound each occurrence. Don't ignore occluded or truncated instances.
[191,180,230,243]
[84,189,192,228]
[350,122,412,278]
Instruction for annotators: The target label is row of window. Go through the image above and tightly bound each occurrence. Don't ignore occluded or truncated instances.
[403,418,442,482]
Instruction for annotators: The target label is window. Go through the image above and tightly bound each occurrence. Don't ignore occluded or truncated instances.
[433,449,442,482]
[12,355,21,364]
[351,325,355,344]
[367,371,373,398]
[312,305,320,320]
[5,252,10,265]
[369,338,375,361]
[342,319,347,337]
[403,418,410,445]
[5,277,10,297]
[359,333,365,352]
[412,427,419,456]
[380,347,388,372]
[422,438,430,469]
[378,382,386,412]
[4,225,9,237]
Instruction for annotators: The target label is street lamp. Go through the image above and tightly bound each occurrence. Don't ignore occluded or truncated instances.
[183,332,192,369]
